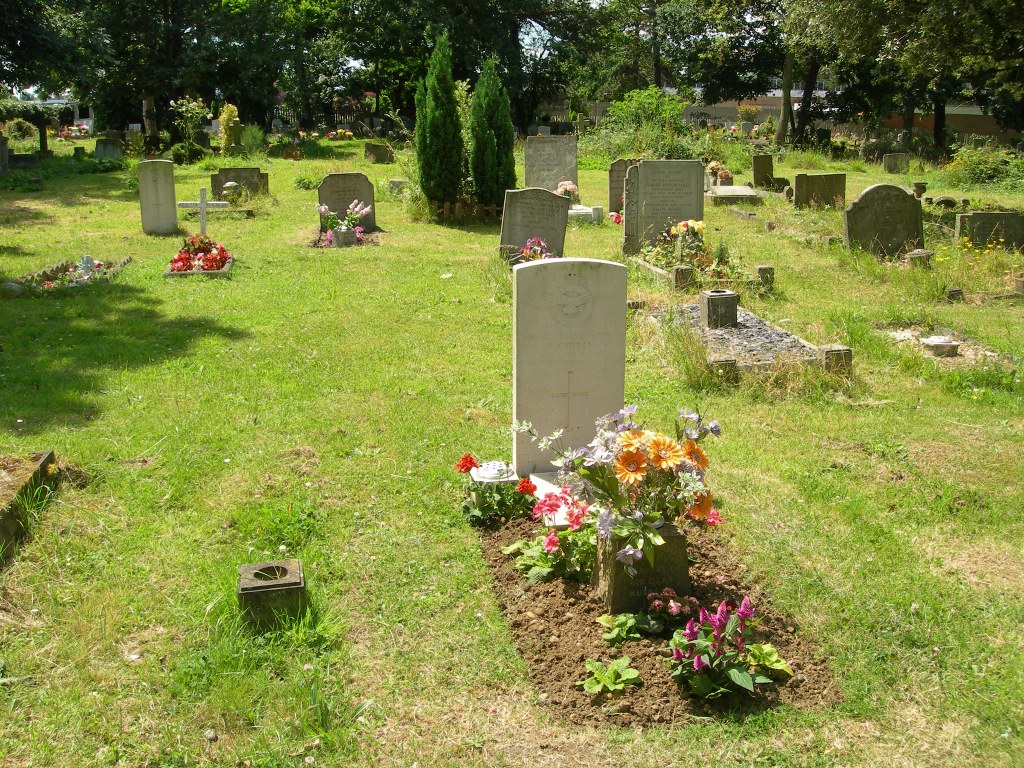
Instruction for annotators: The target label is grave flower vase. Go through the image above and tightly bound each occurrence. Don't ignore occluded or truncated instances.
[333,226,357,247]
[593,523,692,614]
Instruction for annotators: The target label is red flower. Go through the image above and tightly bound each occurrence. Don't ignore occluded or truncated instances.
[516,477,537,495]
[454,453,479,473]
[543,529,560,554]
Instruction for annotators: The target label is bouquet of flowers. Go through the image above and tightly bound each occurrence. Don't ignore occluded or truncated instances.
[342,199,372,229]
[517,237,554,262]
[169,234,231,272]
[556,180,580,205]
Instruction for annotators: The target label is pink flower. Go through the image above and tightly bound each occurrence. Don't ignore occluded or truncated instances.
[668,600,682,616]
[692,655,709,673]
[682,618,699,641]
[706,508,722,526]
[543,529,560,554]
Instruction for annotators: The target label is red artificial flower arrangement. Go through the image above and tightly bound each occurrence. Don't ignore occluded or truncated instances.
[169,234,232,272]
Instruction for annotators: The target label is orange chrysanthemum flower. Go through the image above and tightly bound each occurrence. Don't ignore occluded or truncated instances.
[649,435,685,470]
[617,429,648,451]
[686,492,714,520]
[682,440,709,472]
[614,449,649,485]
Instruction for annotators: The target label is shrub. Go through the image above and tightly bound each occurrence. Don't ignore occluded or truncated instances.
[240,125,266,157]
[416,34,462,204]
[736,104,761,124]
[170,142,206,165]
[469,58,516,206]
[942,144,1024,187]
[5,118,38,141]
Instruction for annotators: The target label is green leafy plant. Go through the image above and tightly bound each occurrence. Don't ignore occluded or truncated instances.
[501,525,596,584]
[596,612,666,646]
[241,125,266,157]
[576,656,641,696]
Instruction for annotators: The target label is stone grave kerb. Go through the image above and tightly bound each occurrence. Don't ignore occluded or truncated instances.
[511,258,626,478]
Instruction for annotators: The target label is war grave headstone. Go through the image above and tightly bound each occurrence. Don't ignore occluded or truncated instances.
[623,160,704,254]
[791,173,846,208]
[94,138,123,160]
[317,173,376,232]
[138,159,177,235]
[882,153,910,173]
[608,158,640,213]
[955,212,1024,250]
[211,167,268,199]
[524,136,578,192]
[844,184,923,258]
[500,188,570,261]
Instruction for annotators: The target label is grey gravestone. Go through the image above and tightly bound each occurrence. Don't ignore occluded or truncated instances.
[955,212,1024,250]
[740,121,753,136]
[500,188,570,260]
[882,153,910,173]
[624,160,705,254]
[225,119,243,154]
[94,138,123,160]
[594,522,690,614]
[608,158,640,213]
[623,165,639,254]
[844,183,923,257]
[194,132,211,150]
[210,168,268,199]
[707,186,761,206]
[364,143,394,163]
[512,258,626,476]
[524,136,577,192]
[138,160,177,235]
[317,173,375,231]
[792,173,846,208]
[752,154,774,187]
[535,126,551,137]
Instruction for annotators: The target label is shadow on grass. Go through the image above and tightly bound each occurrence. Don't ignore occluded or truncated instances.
[0,282,249,433]
[0,203,55,228]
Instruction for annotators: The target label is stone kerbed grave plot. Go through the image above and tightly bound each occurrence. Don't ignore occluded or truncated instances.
[1,451,56,562]
[2,256,132,298]
[478,517,836,726]
[658,304,838,373]
[633,259,774,294]
[886,327,1011,366]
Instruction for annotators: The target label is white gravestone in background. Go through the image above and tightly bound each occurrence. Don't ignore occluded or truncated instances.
[512,258,626,477]
[138,160,177,235]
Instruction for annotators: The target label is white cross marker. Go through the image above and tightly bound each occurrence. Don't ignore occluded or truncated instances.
[176,187,229,235]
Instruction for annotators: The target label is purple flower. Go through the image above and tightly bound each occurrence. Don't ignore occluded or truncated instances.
[679,409,699,422]
[672,647,685,662]
[615,545,643,564]
[692,655,709,673]
[698,607,711,626]
[596,507,614,539]
[736,596,754,622]
[614,404,639,421]
[682,618,699,641]
[705,420,722,437]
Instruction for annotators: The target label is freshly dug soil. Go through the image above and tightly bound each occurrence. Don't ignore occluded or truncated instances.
[481,518,840,727]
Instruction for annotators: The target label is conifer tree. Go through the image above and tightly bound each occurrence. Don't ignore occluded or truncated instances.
[469,58,517,206]
[416,34,462,204]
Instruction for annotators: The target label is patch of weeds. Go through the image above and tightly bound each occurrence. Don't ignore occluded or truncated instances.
[740,358,855,403]
[827,312,900,363]
[940,362,1022,400]
[865,440,909,464]
[663,313,726,392]
[232,500,322,551]
[486,251,512,304]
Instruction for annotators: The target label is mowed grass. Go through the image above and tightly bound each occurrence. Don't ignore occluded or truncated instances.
[1,142,1022,767]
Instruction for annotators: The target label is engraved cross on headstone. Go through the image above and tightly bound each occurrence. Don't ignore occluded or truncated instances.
[176,187,228,235]
[552,369,590,427]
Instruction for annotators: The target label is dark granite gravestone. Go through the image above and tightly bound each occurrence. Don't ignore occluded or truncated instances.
[210,167,269,199]
[844,184,923,257]
[955,212,1024,250]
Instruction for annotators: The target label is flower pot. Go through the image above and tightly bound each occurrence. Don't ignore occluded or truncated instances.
[912,182,927,198]
[333,226,357,247]
[593,522,692,614]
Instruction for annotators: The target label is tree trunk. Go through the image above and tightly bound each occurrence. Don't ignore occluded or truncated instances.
[794,58,820,143]
[647,1,662,87]
[932,92,946,153]
[294,54,313,129]
[901,100,915,142]
[776,49,795,144]
[142,96,159,151]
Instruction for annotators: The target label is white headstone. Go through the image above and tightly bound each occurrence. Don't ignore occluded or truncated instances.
[512,258,626,476]
[138,160,177,235]
[500,188,570,260]
[524,136,577,192]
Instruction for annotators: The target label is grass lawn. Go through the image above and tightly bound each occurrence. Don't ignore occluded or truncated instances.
[1,139,1022,767]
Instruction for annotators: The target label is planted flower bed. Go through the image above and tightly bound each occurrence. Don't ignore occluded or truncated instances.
[458,407,834,725]
[3,257,132,297]
[164,234,233,277]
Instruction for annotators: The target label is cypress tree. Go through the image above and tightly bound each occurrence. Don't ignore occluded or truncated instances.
[417,34,462,204]
[469,58,516,206]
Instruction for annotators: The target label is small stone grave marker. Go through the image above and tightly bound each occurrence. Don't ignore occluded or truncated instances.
[138,159,177,235]
[844,183,923,257]
[752,154,774,187]
[707,186,762,206]
[317,173,375,231]
[524,136,577,192]
[210,167,268,199]
[364,142,394,163]
[499,188,570,260]
[237,559,306,628]
[883,153,910,173]
[94,138,123,160]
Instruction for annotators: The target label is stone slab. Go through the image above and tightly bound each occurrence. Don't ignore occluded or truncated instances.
[317,173,375,231]
[844,183,923,257]
[138,160,177,235]
[793,173,846,208]
[500,188,570,260]
[524,136,577,192]
[882,153,910,173]
[512,259,626,476]
[0,451,56,562]
[608,158,640,213]
[211,167,268,199]
[955,212,1024,250]
[708,185,762,206]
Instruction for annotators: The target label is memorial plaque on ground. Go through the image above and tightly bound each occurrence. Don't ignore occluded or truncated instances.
[623,160,704,253]
[792,173,846,208]
[317,173,375,231]
[524,136,578,191]
[882,153,910,173]
[512,258,626,476]
[211,167,268,199]
[608,158,640,213]
[500,188,570,260]
[138,160,177,235]
[752,154,774,187]
[844,184,923,257]
[955,212,1024,250]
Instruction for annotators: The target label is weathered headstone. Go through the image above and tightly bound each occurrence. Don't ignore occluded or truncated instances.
[138,160,177,235]
[317,173,375,231]
[512,258,626,476]
[608,158,640,213]
[882,153,910,173]
[955,212,1024,250]
[364,142,394,163]
[500,188,570,260]
[94,138,123,161]
[623,165,639,253]
[792,173,846,208]
[843,184,923,257]
[707,186,762,206]
[210,167,268,199]
[225,119,243,154]
[523,135,577,192]
[752,154,774,187]
[623,160,705,254]
[535,126,551,137]
[740,121,753,136]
